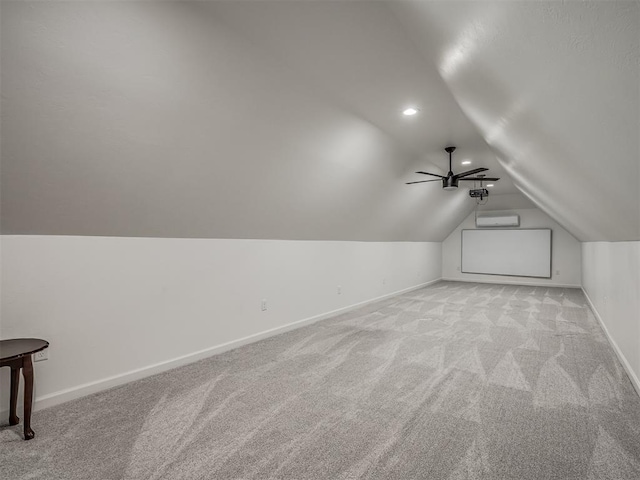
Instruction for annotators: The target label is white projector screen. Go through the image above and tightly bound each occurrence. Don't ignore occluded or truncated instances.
[461,229,552,278]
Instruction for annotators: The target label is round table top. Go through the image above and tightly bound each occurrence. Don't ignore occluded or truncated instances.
[0,338,49,362]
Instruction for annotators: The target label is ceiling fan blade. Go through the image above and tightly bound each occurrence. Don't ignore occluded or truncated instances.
[458,177,500,181]
[415,171,445,178]
[405,179,442,184]
[454,167,488,178]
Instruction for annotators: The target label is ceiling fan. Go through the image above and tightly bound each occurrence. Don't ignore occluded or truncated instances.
[406,146,499,190]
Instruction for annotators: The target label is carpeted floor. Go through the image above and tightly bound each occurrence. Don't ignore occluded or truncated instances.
[2,281,640,479]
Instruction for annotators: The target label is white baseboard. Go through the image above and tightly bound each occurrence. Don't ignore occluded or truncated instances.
[441,277,581,289]
[582,287,640,397]
[19,278,441,414]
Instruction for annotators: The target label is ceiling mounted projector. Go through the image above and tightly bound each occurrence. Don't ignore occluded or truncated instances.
[469,188,489,198]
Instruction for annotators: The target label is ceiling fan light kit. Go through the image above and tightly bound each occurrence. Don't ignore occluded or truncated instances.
[406,146,500,194]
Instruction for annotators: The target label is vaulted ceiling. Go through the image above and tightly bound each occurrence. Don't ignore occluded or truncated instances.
[1,1,638,241]
[391,1,639,241]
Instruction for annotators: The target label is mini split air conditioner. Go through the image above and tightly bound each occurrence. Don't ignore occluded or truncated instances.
[475,214,520,228]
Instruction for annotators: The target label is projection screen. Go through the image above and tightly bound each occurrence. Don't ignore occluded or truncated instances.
[461,228,552,278]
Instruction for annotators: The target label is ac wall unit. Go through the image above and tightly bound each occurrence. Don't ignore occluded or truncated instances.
[476,214,520,228]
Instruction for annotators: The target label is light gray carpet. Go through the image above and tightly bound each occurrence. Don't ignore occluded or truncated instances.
[2,281,640,479]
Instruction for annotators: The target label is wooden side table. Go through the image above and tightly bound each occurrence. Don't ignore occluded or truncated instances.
[0,338,49,440]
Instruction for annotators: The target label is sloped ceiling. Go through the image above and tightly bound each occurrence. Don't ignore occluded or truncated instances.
[1,1,637,241]
[391,1,640,241]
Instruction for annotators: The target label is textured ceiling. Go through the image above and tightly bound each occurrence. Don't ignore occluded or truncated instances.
[1,1,637,241]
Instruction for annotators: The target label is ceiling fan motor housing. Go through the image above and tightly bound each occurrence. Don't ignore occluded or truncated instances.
[442,177,458,190]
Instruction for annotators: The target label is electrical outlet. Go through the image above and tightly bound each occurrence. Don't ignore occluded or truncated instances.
[261,299,267,311]
[34,349,48,362]
[382,278,386,285]
[555,269,560,275]
[337,285,342,295]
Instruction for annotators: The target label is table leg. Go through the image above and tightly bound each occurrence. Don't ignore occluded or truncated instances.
[22,355,35,440]
[9,365,20,426]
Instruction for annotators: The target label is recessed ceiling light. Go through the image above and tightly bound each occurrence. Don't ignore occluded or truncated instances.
[461,160,472,165]
[402,107,419,116]
[486,184,494,187]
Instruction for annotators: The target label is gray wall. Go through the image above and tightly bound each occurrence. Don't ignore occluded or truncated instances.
[0,1,475,241]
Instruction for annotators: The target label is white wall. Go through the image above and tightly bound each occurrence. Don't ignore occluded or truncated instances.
[582,241,640,391]
[475,193,536,212]
[0,235,441,413]
[442,207,581,287]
